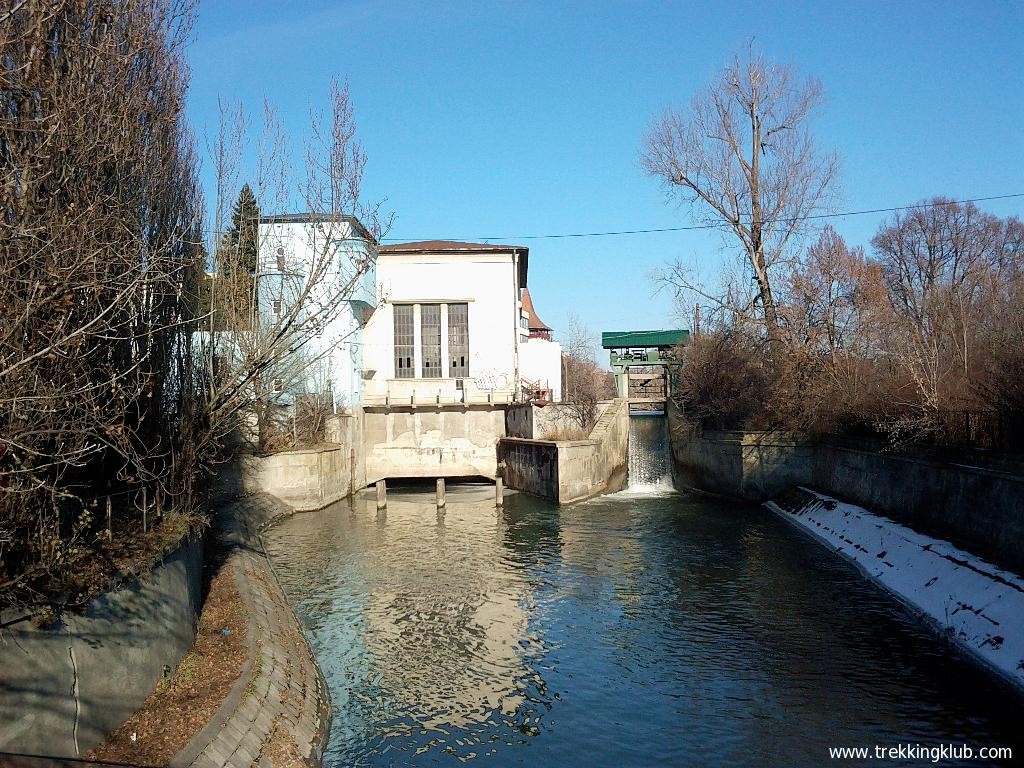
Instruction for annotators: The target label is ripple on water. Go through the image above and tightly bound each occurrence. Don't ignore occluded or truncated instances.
[263,486,1024,768]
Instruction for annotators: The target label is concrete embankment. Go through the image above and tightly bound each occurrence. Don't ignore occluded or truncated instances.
[666,402,1024,575]
[0,536,204,757]
[767,488,1024,695]
[498,399,630,504]
[171,494,330,768]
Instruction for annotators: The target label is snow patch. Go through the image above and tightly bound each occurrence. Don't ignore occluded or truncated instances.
[765,488,1024,694]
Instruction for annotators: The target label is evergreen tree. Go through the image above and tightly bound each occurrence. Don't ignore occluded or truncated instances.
[227,183,259,275]
[217,184,260,323]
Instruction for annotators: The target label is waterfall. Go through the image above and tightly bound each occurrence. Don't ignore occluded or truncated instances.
[626,413,673,492]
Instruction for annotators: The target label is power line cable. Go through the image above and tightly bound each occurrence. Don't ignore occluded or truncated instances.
[378,192,1024,243]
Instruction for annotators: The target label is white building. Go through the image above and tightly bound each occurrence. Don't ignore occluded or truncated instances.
[361,240,538,405]
[518,286,562,402]
[256,213,377,410]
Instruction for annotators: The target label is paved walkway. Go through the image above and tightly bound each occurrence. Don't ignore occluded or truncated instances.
[171,495,330,768]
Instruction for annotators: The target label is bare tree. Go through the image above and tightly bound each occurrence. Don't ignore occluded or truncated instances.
[0,0,205,609]
[871,198,1022,436]
[643,44,839,348]
[560,316,615,432]
[196,79,392,455]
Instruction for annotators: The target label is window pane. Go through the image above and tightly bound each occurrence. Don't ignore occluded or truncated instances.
[394,304,414,379]
[421,304,441,378]
[448,303,469,378]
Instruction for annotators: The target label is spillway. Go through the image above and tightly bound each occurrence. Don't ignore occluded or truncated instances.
[626,412,673,491]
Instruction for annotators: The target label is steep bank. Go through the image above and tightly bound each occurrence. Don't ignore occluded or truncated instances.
[666,402,1024,575]
[0,535,203,757]
[767,488,1024,696]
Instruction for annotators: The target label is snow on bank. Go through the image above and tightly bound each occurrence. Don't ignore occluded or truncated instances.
[765,488,1024,693]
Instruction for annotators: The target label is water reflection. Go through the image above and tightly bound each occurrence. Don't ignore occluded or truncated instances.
[264,485,1023,767]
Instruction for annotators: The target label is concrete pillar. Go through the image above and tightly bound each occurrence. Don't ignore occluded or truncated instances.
[495,477,504,508]
[436,478,446,508]
[376,479,387,510]
[616,370,629,399]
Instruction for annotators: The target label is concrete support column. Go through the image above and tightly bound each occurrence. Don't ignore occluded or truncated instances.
[616,370,629,399]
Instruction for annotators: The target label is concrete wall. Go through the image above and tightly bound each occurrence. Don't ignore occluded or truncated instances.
[499,399,629,504]
[497,438,560,499]
[241,412,368,509]
[363,405,507,482]
[0,535,203,757]
[505,402,586,440]
[667,402,1024,574]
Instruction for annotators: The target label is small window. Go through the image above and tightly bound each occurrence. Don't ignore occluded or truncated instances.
[272,299,283,316]
[276,247,286,272]
[272,378,284,393]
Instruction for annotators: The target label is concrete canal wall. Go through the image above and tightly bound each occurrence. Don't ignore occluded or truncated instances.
[499,399,629,504]
[505,402,585,440]
[0,535,203,757]
[242,405,509,508]
[767,488,1024,695]
[242,444,353,511]
[667,402,1024,574]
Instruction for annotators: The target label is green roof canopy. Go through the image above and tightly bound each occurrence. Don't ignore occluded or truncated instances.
[601,330,689,349]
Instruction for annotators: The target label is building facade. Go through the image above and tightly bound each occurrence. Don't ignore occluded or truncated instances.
[257,213,377,410]
[518,286,562,402]
[360,240,530,405]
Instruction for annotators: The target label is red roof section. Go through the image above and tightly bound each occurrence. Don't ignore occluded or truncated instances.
[379,240,526,253]
[521,287,552,332]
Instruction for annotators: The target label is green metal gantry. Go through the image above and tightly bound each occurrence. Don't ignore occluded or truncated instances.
[601,329,689,406]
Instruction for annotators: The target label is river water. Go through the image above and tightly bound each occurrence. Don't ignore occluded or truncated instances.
[264,419,1022,767]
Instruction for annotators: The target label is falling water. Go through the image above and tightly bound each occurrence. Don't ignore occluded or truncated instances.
[627,412,673,491]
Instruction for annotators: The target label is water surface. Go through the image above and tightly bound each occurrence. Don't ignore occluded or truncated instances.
[264,481,1022,767]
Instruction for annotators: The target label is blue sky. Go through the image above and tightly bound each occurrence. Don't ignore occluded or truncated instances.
[186,0,1024,341]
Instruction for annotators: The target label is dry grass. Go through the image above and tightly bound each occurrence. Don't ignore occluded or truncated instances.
[541,425,589,441]
[85,558,248,767]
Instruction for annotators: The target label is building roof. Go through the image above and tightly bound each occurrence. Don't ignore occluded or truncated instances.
[258,212,376,244]
[601,330,690,349]
[378,240,530,286]
[379,240,526,254]
[520,287,552,332]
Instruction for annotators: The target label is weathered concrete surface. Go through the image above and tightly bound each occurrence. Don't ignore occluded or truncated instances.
[242,445,350,511]
[172,495,330,768]
[0,535,203,757]
[505,402,586,440]
[667,401,1024,574]
[499,399,629,504]
[363,405,507,482]
[498,438,560,499]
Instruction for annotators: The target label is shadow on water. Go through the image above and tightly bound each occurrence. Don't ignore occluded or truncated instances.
[263,481,1024,768]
